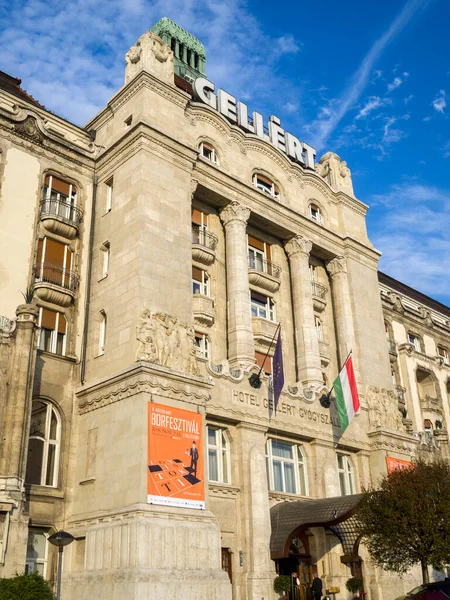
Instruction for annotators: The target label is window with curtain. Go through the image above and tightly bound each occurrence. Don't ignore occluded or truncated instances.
[37,308,67,355]
[266,439,308,495]
[26,529,49,577]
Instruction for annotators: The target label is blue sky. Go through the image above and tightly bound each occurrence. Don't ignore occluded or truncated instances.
[1,0,449,305]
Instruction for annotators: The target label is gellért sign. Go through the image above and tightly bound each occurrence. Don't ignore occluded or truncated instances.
[193,78,316,170]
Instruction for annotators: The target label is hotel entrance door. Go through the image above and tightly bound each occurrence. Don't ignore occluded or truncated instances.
[297,560,312,600]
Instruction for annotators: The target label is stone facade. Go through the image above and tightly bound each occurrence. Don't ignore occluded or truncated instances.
[0,20,449,600]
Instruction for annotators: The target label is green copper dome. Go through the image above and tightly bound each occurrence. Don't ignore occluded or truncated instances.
[150,17,206,81]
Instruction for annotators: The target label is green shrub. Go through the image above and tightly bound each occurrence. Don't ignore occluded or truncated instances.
[345,577,364,595]
[0,572,55,600]
[274,575,292,595]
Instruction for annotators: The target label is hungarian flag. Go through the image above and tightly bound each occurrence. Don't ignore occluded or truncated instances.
[333,354,359,432]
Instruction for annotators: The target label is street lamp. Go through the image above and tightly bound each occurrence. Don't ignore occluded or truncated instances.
[48,530,74,600]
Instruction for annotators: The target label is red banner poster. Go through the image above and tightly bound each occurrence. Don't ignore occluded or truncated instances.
[147,403,205,510]
[386,456,413,474]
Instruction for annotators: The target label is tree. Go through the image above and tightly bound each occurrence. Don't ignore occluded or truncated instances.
[0,572,55,600]
[357,458,450,584]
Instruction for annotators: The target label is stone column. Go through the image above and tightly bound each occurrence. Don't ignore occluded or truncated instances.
[220,202,255,367]
[326,256,359,374]
[284,235,322,386]
[235,423,275,600]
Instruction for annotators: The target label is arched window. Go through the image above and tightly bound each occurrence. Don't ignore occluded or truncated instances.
[199,142,219,164]
[25,400,61,487]
[337,453,354,496]
[207,426,231,483]
[309,203,323,225]
[265,439,308,495]
[253,173,279,198]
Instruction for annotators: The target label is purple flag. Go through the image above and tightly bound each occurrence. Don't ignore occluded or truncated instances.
[272,330,284,411]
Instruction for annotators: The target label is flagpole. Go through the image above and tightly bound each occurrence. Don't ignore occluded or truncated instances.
[320,349,353,408]
[248,323,280,389]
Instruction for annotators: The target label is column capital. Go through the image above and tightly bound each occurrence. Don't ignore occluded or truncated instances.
[326,256,347,277]
[220,201,250,227]
[284,235,312,259]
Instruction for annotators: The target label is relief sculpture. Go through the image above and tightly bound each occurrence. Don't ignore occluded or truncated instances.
[367,386,404,431]
[136,310,199,375]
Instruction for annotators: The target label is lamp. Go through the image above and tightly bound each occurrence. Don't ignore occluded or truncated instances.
[48,530,75,600]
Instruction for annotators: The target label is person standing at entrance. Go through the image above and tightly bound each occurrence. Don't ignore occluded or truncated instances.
[311,573,323,600]
[288,572,300,600]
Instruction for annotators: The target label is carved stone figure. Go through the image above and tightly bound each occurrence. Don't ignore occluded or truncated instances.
[318,152,354,195]
[126,45,142,65]
[367,385,404,431]
[136,310,199,375]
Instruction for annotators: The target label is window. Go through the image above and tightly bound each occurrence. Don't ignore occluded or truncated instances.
[37,308,67,356]
[309,203,323,225]
[207,426,230,483]
[255,351,272,375]
[253,173,279,198]
[438,346,449,365]
[199,142,218,164]
[194,332,209,359]
[309,265,317,281]
[248,235,273,273]
[26,529,48,577]
[408,333,421,352]
[266,439,308,495]
[99,311,107,355]
[25,400,61,487]
[35,237,74,290]
[315,316,323,341]
[250,291,275,321]
[192,267,210,296]
[337,453,354,496]
[101,242,110,278]
[42,175,77,222]
[105,178,113,212]
[192,208,208,245]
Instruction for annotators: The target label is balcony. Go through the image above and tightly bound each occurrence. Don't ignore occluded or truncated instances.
[311,281,327,312]
[252,317,279,349]
[33,263,78,307]
[248,255,281,294]
[192,294,215,326]
[40,198,83,239]
[192,225,218,266]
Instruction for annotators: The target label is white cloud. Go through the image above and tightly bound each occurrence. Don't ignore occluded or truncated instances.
[372,69,383,81]
[387,76,403,92]
[369,181,450,303]
[404,94,414,104]
[0,0,303,125]
[432,89,446,113]
[308,0,430,150]
[355,96,385,119]
[382,117,407,144]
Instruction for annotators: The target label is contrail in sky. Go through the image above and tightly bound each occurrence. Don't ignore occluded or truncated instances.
[314,0,432,151]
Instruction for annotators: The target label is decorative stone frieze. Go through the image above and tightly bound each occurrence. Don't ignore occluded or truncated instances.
[366,386,404,432]
[136,310,199,375]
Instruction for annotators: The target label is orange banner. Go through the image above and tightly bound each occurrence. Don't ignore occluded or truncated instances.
[386,456,413,474]
[147,403,204,509]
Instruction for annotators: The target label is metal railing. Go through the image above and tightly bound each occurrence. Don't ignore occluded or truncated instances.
[192,225,218,251]
[311,281,327,299]
[247,254,281,278]
[33,263,79,293]
[40,197,83,226]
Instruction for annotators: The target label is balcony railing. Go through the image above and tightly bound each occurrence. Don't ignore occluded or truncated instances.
[247,255,281,278]
[192,225,218,251]
[33,263,78,293]
[40,198,83,226]
[311,281,327,299]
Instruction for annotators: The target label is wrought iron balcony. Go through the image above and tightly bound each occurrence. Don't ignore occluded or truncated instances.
[40,198,83,239]
[248,255,281,294]
[33,263,78,306]
[248,255,281,278]
[192,225,218,266]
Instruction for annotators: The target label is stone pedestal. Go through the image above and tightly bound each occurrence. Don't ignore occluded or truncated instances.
[284,236,322,386]
[220,202,255,368]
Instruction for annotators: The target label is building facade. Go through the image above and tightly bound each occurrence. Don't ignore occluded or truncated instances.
[0,17,449,600]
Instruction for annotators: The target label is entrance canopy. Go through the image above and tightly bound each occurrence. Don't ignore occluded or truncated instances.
[270,494,363,559]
